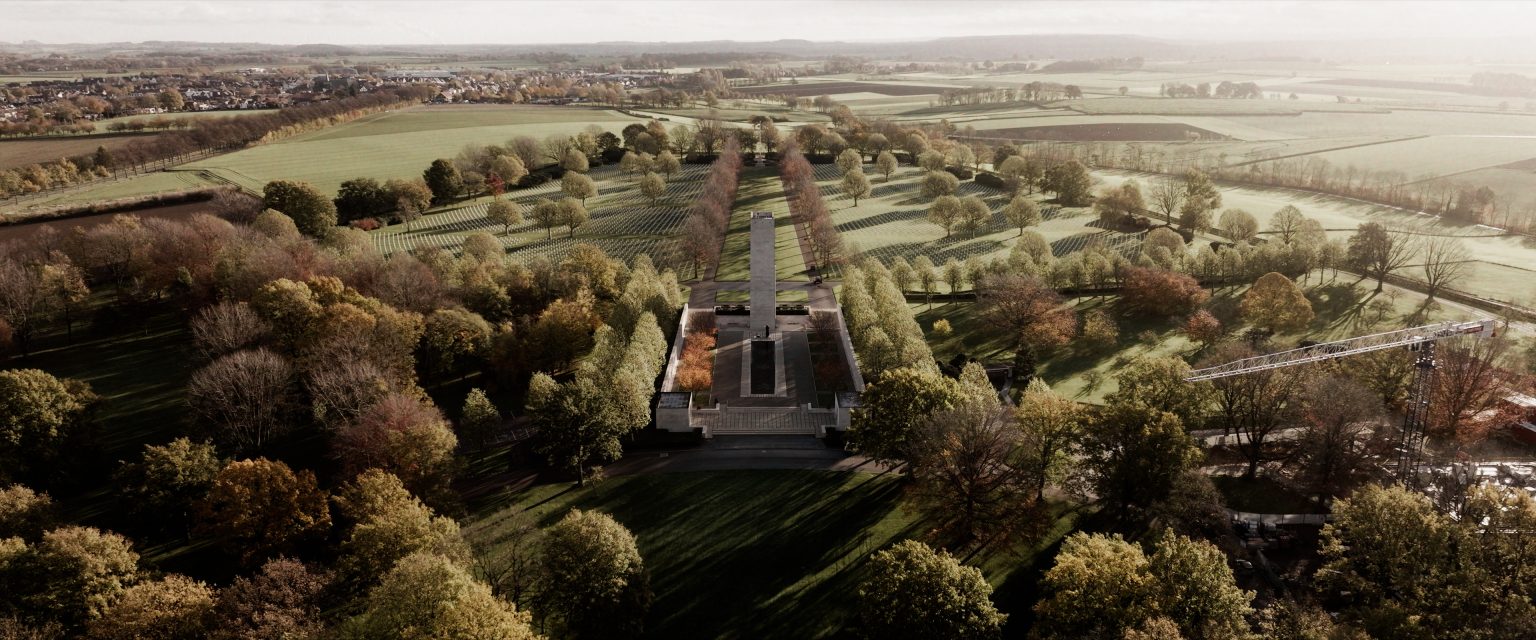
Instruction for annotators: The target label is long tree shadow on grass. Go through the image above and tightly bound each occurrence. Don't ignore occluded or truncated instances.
[523,470,923,640]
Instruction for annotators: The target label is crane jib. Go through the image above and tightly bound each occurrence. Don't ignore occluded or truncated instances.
[1182,319,1494,382]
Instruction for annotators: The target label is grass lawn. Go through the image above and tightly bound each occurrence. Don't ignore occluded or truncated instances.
[715,289,810,303]
[372,163,706,265]
[463,470,1082,639]
[715,166,809,282]
[2,170,219,212]
[6,299,196,530]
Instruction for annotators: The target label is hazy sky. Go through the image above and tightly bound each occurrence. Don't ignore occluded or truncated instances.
[4,1,1535,45]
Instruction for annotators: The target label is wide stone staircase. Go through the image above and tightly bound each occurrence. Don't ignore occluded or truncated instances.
[694,406,823,436]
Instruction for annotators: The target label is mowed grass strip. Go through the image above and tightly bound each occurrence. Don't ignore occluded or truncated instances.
[716,166,809,282]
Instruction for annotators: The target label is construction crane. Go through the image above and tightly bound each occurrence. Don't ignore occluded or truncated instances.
[1185,319,1497,481]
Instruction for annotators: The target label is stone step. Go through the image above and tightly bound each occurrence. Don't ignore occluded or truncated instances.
[699,407,821,436]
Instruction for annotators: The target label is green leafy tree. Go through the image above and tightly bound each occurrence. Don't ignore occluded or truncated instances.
[875,150,899,182]
[837,148,864,174]
[640,171,666,204]
[1003,195,1040,235]
[1043,160,1092,206]
[0,369,94,481]
[529,375,626,485]
[997,155,1042,194]
[486,199,522,235]
[531,198,562,239]
[1078,404,1200,521]
[654,149,681,176]
[959,195,991,236]
[1033,533,1153,638]
[857,540,1005,640]
[194,459,331,564]
[490,154,529,188]
[459,388,501,453]
[1240,272,1314,333]
[1015,380,1084,501]
[922,170,959,199]
[927,195,963,237]
[1095,180,1145,226]
[422,159,463,204]
[0,483,53,540]
[561,171,598,204]
[1217,208,1258,242]
[333,178,393,224]
[849,366,964,464]
[333,469,469,590]
[561,147,589,172]
[2,526,141,629]
[343,552,536,640]
[842,169,871,206]
[88,574,215,640]
[559,197,589,237]
[539,509,651,640]
[385,178,432,230]
[1034,531,1251,640]
[1106,357,1211,430]
[115,438,221,536]
[421,308,492,379]
[262,180,336,238]
[1179,169,1222,228]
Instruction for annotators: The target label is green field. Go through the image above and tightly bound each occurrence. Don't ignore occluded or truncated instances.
[463,470,1081,639]
[182,104,640,196]
[372,163,705,264]
[1,170,216,213]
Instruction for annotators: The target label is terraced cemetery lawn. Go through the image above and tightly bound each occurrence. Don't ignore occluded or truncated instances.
[818,164,1138,291]
[914,272,1484,405]
[183,104,639,195]
[372,164,706,264]
[463,470,1082,639]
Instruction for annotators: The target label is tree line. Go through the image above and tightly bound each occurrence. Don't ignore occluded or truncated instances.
[0,86,436,200]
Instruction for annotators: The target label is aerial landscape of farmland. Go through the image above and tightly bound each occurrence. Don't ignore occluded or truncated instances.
[4,3,1536,638]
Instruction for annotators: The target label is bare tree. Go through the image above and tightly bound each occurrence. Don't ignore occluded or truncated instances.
[187,348,296,452]
[1430,335,1515,444]
[191,301,271,361]
[1149,180,1184,225]
[1347,223,1414,292]
[1201,342,1310,479]
[1418,235,1472,300]
[908,403,1033,543]
[1297,375,1388,500]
